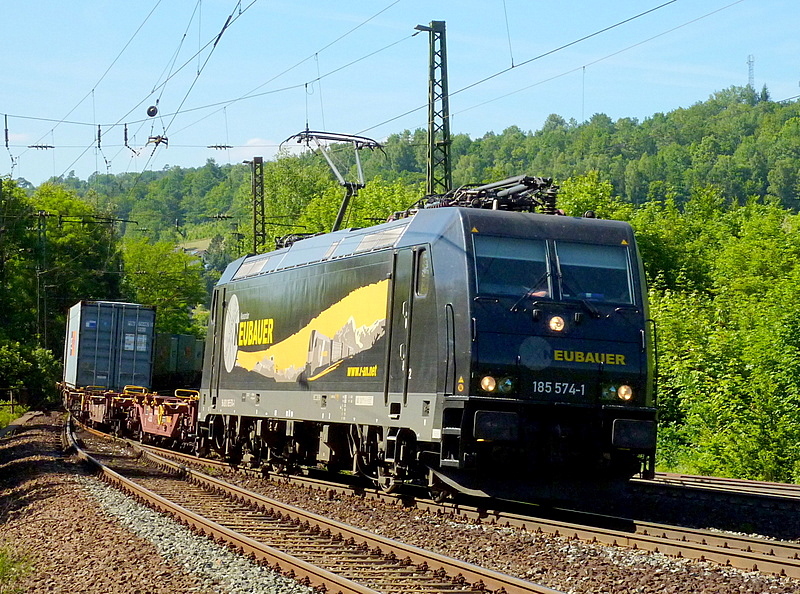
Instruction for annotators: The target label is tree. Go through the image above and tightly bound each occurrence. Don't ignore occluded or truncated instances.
[32,184,123,353]
[0,179,37,341]
[556,170,633,220]
[121,238,206,336]
[0,340,60,405]
[299,176,423,233]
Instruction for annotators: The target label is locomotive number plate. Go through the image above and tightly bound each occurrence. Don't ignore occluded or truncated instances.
[531,381,586,396]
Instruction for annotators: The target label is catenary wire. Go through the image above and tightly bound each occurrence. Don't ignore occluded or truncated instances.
[20,0,164,162]
[452,0,748,120]
[8,0,756,183]
[58,0,259,182]
[5,1,681,178]
[357,0,682,136]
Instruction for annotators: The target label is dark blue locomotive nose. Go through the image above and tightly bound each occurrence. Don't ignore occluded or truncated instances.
[431,208,657,498]
[473,304,646,404]
[467,218,651,408]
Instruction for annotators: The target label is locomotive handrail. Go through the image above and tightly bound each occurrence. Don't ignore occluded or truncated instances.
[647,317,659,406]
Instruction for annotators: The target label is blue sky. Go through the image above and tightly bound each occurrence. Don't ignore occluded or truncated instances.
[2,0,798,185]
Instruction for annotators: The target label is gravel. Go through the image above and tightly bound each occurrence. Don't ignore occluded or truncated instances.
[3,411,800,594]
[76,476,313,594]
[0,411,311,594]
[230,470,800,593]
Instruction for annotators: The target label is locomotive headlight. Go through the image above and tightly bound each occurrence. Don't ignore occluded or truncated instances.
[497,377,515,394]
[548,315,565,332]
[617,385,633,401]
[480,375,497,392]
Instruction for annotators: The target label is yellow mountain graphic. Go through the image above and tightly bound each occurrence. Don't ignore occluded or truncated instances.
[236,279,389,381]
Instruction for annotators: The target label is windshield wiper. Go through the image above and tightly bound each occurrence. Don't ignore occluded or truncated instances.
[613,304,641,314]
[509,272,551,312]
[579,298,602,319]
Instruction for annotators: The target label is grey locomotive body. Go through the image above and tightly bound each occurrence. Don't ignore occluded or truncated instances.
[197,201,656,500]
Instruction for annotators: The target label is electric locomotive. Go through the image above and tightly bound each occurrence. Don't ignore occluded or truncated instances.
[196,175,656,501]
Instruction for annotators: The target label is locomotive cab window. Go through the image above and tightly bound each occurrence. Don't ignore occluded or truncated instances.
[473,235,549,298]
[554,242,632,304]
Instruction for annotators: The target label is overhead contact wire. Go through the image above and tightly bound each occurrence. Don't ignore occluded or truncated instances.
[452,0,748,118]
[357,0,685,135]
[22,0,164,162]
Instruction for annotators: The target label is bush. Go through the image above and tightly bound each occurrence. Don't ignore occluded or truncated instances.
[0,544,30,594]
[0,404,29,431]
[0,341,60,408]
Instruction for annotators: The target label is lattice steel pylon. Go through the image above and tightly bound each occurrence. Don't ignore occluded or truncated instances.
[248,156,265,254]
[416,21,452,196]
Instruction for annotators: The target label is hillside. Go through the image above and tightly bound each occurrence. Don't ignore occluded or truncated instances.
[4,84,800,482]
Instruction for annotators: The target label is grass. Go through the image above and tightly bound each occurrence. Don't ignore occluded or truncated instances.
[0,545,30,594]
[0,403,29,431]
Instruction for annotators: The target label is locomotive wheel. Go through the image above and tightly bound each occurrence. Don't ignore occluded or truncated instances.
[210,416,226,454]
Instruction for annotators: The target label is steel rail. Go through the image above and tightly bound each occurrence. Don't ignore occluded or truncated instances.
[456,507,800,578]
[134,439,800,579]
[68,417,562,594]
[645,472,800,501]
[66,417,382,594]
[134,443,562,594]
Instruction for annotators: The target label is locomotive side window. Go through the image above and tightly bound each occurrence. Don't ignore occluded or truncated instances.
[473,236,549,297]
[416,248,431,297]
[554,242,632,303]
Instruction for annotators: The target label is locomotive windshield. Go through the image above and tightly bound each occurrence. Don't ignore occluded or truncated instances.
[473,235,633,304]
[554,241,633,304]
[473,235,550,297]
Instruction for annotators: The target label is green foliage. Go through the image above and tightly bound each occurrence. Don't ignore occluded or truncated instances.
[645,197,800,481]
[0,544,31,594]
[0,340,60,406]
[0,404,30,431]
[557,170,633,220]
[121,238,207,336]
[299,176,424,232]
[0,179,37,341]
[32,184,123,352]
[0,179,123,354]
[232,154,335,251]
[356,85,800,209]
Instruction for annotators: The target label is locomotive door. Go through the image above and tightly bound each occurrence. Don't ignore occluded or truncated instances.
[206,287,227,405]
[385,246,433,405]
[386,248,414,404]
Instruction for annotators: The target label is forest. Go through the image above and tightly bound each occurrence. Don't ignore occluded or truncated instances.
[2,84,800,482]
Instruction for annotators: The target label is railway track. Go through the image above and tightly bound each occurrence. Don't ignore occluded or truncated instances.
[648,472,800,501]
[70,418,800,582]
[67,417,562,594]
[627,471,800,541]
[126,435,800,578]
